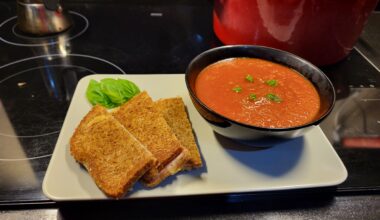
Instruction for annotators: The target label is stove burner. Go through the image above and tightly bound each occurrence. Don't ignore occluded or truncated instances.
[0,54,125,160]
[0,11,88,47]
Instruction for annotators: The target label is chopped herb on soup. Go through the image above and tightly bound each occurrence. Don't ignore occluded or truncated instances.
[248,93,257,101]
[266,93,282,103]
[266,79,278,87]
[232,86,242,93]
[245,74,254,83]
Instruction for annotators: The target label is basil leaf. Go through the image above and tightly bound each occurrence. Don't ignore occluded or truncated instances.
[117,79,140,100]
[100,78,126,104]
[86,80,117,108]
[86,78,140,108]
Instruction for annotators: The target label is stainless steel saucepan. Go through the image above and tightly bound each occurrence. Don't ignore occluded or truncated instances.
[17,0,72,35]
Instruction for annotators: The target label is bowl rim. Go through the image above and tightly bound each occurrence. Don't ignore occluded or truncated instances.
[185,45,336,132]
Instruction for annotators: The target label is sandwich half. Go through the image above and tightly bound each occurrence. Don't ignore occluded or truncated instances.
[113,91,189,187]
[155,97,202,169]
[70,105,156,198]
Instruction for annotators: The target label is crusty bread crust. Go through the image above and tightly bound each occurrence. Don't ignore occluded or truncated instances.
[70,105,155,198]
[156,97,203,169]
[113,92,188,185]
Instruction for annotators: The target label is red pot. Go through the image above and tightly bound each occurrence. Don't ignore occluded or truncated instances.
[213,0,379,66]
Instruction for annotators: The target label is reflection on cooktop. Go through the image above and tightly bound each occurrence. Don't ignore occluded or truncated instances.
[335,88,380,149]
[0,11,88,47]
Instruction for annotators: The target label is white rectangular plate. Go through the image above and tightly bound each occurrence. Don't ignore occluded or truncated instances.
[43,74,347,201]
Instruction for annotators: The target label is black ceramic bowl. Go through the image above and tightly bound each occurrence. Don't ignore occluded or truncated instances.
[185,45,335,142]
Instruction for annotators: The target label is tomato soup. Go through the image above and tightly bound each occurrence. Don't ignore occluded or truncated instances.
[195,58,321,128]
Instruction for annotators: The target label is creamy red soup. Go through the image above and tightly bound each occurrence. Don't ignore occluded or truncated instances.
[195,58,321,128]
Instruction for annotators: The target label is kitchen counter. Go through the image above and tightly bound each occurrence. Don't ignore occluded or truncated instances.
[0,1,379,219]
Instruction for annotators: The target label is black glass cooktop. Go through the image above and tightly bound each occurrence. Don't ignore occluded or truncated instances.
[0,0,379,204]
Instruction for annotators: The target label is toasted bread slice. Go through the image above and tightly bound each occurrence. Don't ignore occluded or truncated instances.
[113,91,189,187]
[70,105,156,198]
[156,97,202,169]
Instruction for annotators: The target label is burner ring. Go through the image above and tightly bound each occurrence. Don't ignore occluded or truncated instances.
[0,133,58,161]
[0,54,126,137]
[0,54,126,160]
[0,54,126,82]
[0,11,88,47]
[0,154,52,161]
